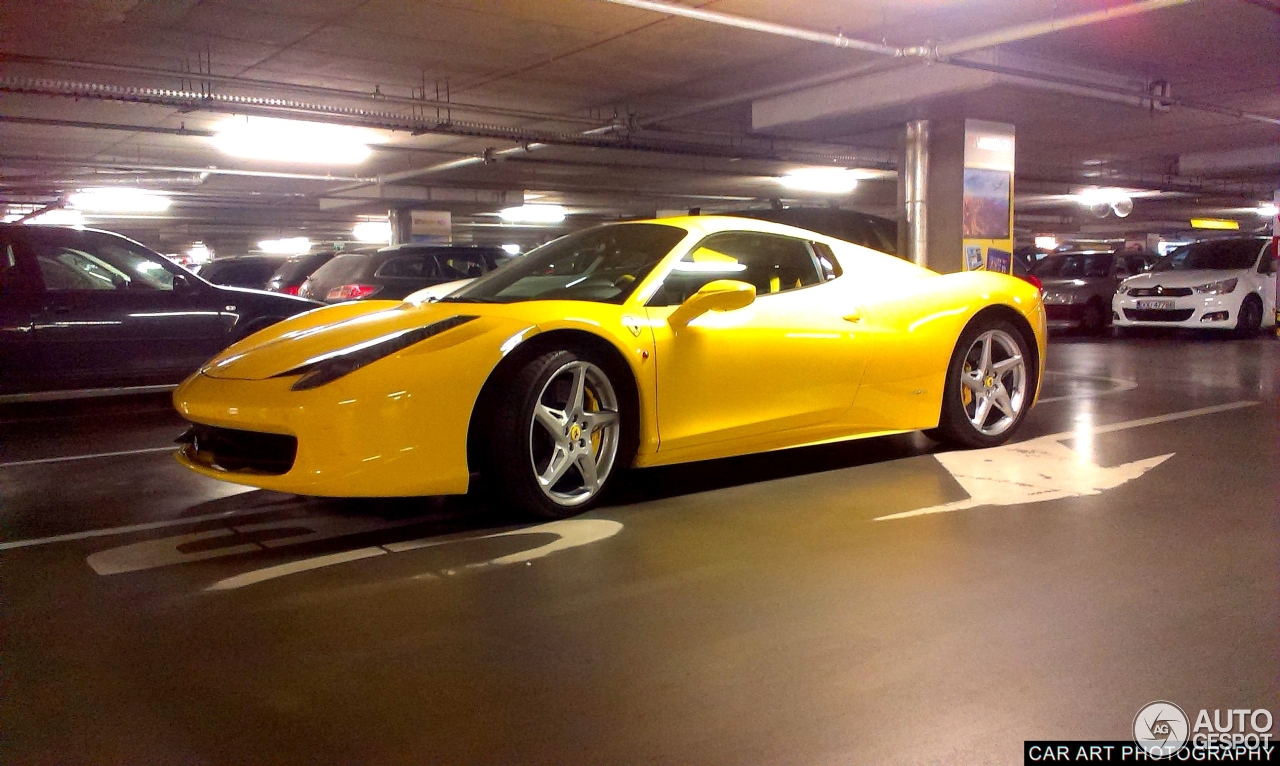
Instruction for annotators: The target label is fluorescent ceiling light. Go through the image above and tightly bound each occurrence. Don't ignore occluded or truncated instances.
[1034,236,1058,250]
[187,242,212,263]
[213,117,380,164]
[501,244,521,255]
[778,168,861,194]
[1074,187,1131,206]
[976,136,1013,153]
[498,204,567,224]
[258,237,312,254]
[69,188,171,214]
[1257,203,1279,218]
[352,220,392,244]
[24,209,85,226]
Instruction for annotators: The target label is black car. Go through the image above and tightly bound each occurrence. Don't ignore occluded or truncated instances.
[299,244,511,303]
[0,225,320,396]
[264,251,338,295]
[195,254,291,290]
[726,207,898,255]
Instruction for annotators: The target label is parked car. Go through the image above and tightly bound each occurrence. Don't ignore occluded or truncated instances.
[0,224,319,397]
[173,216,1045,519]
[1011,257,1042,292]
[264,251,339,295]
[1113,236,1277,338]
[726,207,898,255]
[1034,249,1154,334]
[196,254,290,289]
[298,244,511,303]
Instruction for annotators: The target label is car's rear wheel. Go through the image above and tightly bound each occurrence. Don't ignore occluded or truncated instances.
[926,319,1035,449]
[486,349,624,519]
[1233,295,1263,339]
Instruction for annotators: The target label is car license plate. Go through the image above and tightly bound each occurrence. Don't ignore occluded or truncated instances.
[1136,299,1174,310]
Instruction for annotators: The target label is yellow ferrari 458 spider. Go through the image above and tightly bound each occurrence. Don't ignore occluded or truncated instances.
[174,216,1046,518]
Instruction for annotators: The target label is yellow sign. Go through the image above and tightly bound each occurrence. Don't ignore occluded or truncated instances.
[1190,218,1239,230]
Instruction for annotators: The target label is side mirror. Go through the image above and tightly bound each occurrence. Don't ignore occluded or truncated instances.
[172,273,197,293]
[668,279,756,328]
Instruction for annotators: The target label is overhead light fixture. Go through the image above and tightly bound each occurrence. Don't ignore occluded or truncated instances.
[24,209,85,226]
[1190,218,1239,230]
[1034,236,1058,250]
[501,244,521,255]
[1257,203,1279,218]
[1075,187,1133,218]
[258,237,312,254]
[778,167,861,194]
[213,116,380,164]
[352,220,392,244]
[69,188,172,214]
[498,204,567,224]
[186,242,212,263]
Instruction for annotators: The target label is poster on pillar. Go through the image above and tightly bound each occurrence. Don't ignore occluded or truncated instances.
[961,120,1015,274]
[411,210,451,243]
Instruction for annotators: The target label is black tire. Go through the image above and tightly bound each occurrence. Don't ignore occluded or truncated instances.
[925,317,1037,450]
[1233,295,1263,339]
[1080,300,1107,335]
[483,348,630,520]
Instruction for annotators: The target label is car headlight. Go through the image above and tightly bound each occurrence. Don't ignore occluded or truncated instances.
[274,315,478,391]
[1043,291,1074,305]
[1194,278,1237,295]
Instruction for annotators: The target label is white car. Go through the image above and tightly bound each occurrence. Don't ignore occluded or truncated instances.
[1113,237,1277,337]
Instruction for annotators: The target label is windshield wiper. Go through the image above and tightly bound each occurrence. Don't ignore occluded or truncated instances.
[438,296,501,303]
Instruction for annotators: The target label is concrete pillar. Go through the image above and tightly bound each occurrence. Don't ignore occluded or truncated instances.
[388,208,412,245]
[897,118,1012,274]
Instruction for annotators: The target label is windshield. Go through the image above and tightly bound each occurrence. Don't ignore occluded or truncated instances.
[1032,252,1115,279]
[443,223,687,304]
[1153,240,1262,272]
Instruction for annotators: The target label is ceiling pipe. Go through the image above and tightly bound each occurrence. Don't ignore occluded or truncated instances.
[601,0,903,56]
[0,156,372,182]
[0,53,611,128]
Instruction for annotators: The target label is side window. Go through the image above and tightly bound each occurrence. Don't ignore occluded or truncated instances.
[437,252,487,280]
[0,240,40,294]
[649,232,823,306]
[376,256,439,279]
[27,232,175,292]
[810,242,843,281]
[1259,242,1276,275]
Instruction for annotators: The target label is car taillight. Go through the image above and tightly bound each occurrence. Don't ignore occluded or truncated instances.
[281,285,300,295]
[326,284,381,301]
[1026,275,1043,292]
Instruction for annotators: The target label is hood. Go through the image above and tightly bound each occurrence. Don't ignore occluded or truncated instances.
[1121,269,1244,290]
[203,301,495,380]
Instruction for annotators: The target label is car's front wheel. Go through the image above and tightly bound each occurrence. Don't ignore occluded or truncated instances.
[926,318,1036,449]
[1234,295,1263,339]
[486,349,625,519]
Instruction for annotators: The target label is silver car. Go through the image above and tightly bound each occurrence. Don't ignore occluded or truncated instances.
[1034,250,1155,334]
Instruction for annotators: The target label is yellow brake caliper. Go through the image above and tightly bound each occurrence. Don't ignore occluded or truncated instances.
[584,387,602,456]
[961,363,974,407]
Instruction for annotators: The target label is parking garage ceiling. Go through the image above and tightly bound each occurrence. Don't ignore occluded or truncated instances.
[0,0,1276,253]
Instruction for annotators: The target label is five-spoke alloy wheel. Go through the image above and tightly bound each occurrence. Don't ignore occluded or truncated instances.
[486,349,629,519]
[927,318,1036,449]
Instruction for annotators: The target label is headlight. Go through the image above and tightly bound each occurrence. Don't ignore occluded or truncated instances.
[1043,291,1074,305]
[275,315,477,391]
[1194,278,1237,295]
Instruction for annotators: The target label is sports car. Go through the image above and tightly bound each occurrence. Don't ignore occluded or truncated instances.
[173,216,1046,519]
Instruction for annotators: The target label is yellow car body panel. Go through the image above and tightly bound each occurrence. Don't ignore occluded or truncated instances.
[173,215,1045,497]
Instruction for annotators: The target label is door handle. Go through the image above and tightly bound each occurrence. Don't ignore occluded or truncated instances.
[843,309,862,323]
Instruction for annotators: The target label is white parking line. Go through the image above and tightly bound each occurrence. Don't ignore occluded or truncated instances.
[0,505,256,551]
[1037,372,1139,404]
[0,445,175,469]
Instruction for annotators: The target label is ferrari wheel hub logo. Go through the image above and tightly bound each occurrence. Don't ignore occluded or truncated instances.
[569,424,582,441]
[985,375,995,388]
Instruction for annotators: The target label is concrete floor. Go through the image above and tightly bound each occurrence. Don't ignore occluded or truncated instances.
[2,335,1277,765]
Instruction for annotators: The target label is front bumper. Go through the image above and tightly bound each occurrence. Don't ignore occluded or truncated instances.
[1111,292,1242,329]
